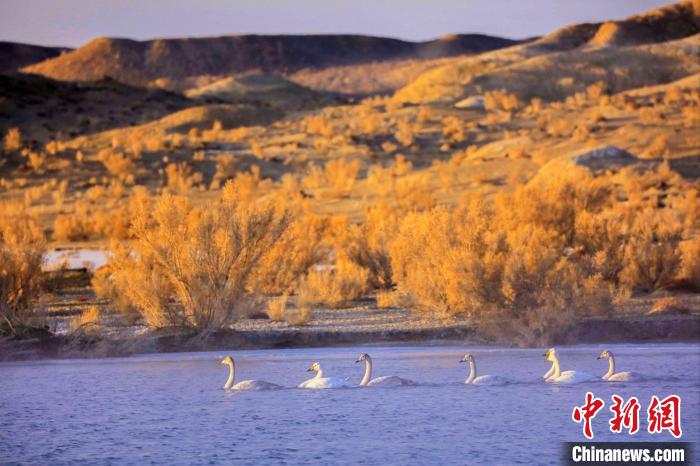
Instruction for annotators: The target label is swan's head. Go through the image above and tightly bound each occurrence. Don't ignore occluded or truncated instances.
[307,362,321,372]
[543,348,557,362]
[355,353,371,363]
[459,353,474,363]
[220,356,234,365]
[597,350,612,360]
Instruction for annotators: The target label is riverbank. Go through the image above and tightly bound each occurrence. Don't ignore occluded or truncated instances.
[2,304,698,361]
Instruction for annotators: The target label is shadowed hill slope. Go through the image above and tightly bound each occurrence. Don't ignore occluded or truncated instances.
[22,34,520,87]
[0,41,71,73]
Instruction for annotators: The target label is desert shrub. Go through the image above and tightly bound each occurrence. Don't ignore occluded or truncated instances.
[98,149,134,181]
[677,237,700,289]
[26,151,48,173]
[395,120,415,147]
[0,206,46,333]
[165,162,203,194]
[389,194,611,344]
[484,89,520,112]
[341,203,400,289]
[254,213,330,293]
[70,305,102,333]
[296,259,370,309]
[266,294,288,322]
[302,159,359,198]
[619,209,682,292]
[284,306,313,325]
[220,166,269,205]
[109,193,289,334]
[3,128,21,152]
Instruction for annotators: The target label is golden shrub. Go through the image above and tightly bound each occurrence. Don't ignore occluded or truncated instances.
[266,294,288,322]
[3,128,21,152]
[677,238,700,289]
[0,205,45,333]
[109,193,289,333]
[296,259,370,309]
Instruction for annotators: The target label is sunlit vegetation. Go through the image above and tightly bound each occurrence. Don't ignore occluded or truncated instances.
[1,3,699,344]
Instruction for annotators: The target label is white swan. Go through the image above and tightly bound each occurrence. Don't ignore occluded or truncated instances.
[356,353,416,387]
[597,350,638,381]
[221,356,282,390]
[459,353,509,385]
[543,348,596,384]
[298,362,352,389]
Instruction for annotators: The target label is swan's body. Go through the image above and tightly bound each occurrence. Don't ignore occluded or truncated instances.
[460,354,509,385]
[299,362,352,389]
[543,348,595,384]
[356,353,416,387]
[598,350,638,382]
[221,356,282,390]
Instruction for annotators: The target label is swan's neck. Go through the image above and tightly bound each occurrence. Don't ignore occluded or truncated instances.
[466,360,476,384]
[360,358,372,386]
[550,355,561,379]
[603,356,615,380]
[224,361,235,389]
[315,367,324,379]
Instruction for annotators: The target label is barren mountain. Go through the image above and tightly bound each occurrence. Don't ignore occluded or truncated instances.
[22,34,520,88]
[0,41,70,73]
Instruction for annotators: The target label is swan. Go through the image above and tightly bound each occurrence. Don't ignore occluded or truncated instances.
[543,348,596,384]
[356,353,416,387]
[459,353,509,385]
[220,356,282,390]
[597,350,638,381]
[298,362,352,389]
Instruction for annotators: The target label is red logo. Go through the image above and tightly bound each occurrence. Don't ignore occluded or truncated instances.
[647,395,682,438]
[572,392,605,439]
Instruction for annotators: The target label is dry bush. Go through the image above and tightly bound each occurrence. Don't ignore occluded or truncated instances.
[342,203,400,289]
[165,162,203,194]
[0,205,45,334]
[98,149,134,181]
[3,128,21,152]
[442,117,466,144]
[214,153,238,181]
[284,306,313,325]
[389,196,610,344]
[395,120,415,147]
[109,193,289,334]
[296,259,370,309]
[266,294,288,322]
[677,238,700,289]
[254,214,330,294]
[619,209,682,292]
[302,159,359,198]
[484,89,520,112]
[221,166,269,205]
[70,305,102,333]
[26,151,48,174]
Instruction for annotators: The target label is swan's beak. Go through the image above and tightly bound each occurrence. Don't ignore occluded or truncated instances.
[459,358,466,363]
[597,356,602,359]
[306,366,314,372]
[355,359,361,363]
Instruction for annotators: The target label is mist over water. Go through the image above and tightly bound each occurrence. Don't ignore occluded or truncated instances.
[1,343,698,465]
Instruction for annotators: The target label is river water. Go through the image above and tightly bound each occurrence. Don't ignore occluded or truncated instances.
[1,343,698,465]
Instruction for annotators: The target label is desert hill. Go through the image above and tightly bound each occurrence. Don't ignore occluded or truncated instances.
[395,1,700,104]
[0,41,70,73]
[21,34,520,88]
